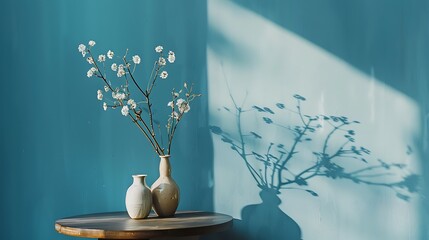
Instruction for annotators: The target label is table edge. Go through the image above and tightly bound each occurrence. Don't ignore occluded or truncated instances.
[55,211,233,239]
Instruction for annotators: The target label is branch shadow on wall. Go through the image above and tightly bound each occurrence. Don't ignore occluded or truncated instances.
[209,93,419,240]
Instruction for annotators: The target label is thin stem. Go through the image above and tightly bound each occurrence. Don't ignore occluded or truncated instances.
[142,61,160,136]
[129,114,161,155]
[124,57,146,97]
[147,61,157,90]
[146,96,155,134]
[148,64,161,94]
[167,112,183,155]
[88,50,114,92]
[138,117,164,155]
[122,57,165,155]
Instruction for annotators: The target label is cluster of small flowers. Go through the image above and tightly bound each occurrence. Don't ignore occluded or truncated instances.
[79,41,181,120]
[78,40,96,57]
[112,91,126,100]
[87,67,97,78]
[167,98,190,116]
[165,82,200,123]
[118,99,138,116]
[79,42,175,81]
[97,90,103,101]
[98,88,137,116]
[111,63,126,78]
[78,40,202,156]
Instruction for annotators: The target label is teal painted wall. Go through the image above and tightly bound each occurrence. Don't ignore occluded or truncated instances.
[1,0,428,240]
[207,0,429,240]
[0,0,211,239]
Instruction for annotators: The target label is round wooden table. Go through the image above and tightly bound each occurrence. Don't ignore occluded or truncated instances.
[55,211,233,239]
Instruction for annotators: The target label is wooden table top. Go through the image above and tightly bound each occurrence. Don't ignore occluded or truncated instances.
[55,211,233,239]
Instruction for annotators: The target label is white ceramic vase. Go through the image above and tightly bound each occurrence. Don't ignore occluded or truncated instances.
[151,155,180,217]
[125,174,152,219]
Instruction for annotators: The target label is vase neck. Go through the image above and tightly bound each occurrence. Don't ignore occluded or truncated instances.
[132,175,147,185]
[159,155,171,177]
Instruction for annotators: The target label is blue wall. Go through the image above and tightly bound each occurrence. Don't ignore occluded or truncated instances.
[0,0,211,239]
[207,0,428,239]
[1,0,428,239]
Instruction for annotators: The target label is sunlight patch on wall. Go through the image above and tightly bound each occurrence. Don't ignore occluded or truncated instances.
[208,0,421,239]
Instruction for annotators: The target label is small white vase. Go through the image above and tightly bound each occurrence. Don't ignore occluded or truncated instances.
[151,155,180,217]
[125,174,152,219]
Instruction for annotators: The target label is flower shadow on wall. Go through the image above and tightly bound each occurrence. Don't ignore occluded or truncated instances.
[210,93,419,240]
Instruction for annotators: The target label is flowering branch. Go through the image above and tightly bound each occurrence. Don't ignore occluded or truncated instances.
[122,56,164,154]
[78,41,199,157]
[124,57,146,97]
[166,83,201,155]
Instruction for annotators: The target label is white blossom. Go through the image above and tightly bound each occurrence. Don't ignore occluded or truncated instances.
[158,57,166,66]
[112,92,126,100]
[78,44,87,57]
[77,44,86,57]
[107,50,114,59]
[104,85,109,92]
[132,55,141,64]
[78,44,86,52]
[111,63,118,71]
[98,54,106,62]
[171,111,179,119]
[86,57,94,64]
[155,45,163,53]
[173,92,179,98]
[160,71,168,79]
[97,90,103,100]
[103,102,108,111]
[167,101,174,108]
[89,40,96,47]
[121,105,129,116]
[87,69,94,78]
[117,68,125,77]
[181,104,190,113]
[176,98,190,113]
[184,82,188,88]
[168,51,175,63]
[176,98,185,106]
[127,99,137,109]
[87,67,97,78]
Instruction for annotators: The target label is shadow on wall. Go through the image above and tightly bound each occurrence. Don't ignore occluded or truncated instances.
[220,2,429,237]
[209,90,419,239]
[207,0,425,238]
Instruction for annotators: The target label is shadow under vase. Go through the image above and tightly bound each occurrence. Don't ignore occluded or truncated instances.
[203,190,302,240]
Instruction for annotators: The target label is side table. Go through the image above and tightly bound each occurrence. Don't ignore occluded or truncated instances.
[55,211,233,239]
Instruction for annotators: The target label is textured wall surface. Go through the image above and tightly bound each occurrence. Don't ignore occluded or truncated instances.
[1,0,428,240]
[208,0,428,239]
[0,1,211,239]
